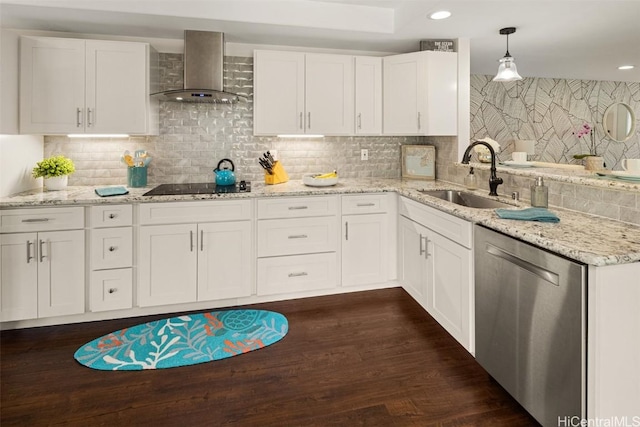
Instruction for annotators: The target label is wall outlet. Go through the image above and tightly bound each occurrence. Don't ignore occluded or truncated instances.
[361,149,369,161]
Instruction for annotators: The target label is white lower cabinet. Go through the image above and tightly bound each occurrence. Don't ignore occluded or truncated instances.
[137,201,253,307]
[398,197,473,352]
[0,207,85,322]
[341,194,390,287]
[256,195,338,296]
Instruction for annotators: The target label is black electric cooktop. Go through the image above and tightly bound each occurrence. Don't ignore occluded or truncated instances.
[142,181,251,196]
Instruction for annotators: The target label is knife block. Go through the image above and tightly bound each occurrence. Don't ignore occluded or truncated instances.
[264,161,289,185]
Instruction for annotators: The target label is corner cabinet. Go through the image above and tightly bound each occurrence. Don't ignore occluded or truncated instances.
[19,36,158,135]
[398,197,473,352]
[383,51,458,136]
[137,200,253,307]
[254,50,354,135]
[0,207,85,322]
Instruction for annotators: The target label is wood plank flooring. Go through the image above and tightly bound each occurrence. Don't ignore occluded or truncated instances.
[1,288,539,426]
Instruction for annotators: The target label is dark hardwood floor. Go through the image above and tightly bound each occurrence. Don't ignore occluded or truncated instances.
[1,288,539,426]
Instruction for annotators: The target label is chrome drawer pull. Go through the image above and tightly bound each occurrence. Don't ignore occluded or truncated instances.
[108,288,118,294]
[108,246,117,252]
[288,234,308,239]
[22,218,50,223]
[288,272,308,278]
[356,203,375,207]
[419,234,427,256]
[288,206,308,210]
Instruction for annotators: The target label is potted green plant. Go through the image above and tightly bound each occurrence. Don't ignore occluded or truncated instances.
[32,155,76,190]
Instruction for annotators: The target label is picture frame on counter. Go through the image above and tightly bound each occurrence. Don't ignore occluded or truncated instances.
[401,145,436,180]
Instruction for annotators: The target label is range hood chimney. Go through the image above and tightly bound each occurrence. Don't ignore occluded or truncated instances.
[152,30,243,103]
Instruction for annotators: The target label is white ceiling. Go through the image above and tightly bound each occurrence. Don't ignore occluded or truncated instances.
[1,0,639,82]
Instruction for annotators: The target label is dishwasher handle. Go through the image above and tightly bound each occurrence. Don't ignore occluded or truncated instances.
[486,243,559,286]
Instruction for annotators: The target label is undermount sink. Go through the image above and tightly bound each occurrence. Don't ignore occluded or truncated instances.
[419,190,514,209]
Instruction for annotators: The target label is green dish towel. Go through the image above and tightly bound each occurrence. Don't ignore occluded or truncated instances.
[95,186,129,197]
[495,207,560,223]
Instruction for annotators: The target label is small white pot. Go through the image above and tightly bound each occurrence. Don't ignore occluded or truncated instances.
[45,175,68,191]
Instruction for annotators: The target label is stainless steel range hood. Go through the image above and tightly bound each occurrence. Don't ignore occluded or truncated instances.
[152,30,243,104]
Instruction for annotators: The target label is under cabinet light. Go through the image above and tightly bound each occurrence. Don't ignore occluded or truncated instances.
[67,134,129,138]
[277,134,325,138]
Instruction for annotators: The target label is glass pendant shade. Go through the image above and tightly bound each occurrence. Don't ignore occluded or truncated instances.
[493,55,523,82]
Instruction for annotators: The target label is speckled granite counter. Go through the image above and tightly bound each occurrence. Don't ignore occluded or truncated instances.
[1,178,639,266]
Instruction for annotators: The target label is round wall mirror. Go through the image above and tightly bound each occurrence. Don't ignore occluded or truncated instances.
[603,102,636,142]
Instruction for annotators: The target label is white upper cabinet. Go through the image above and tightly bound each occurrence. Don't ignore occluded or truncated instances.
[253,50,305,135]
[19,36,157,135]
[253,50,354,136]
[383,51,457,136]
[354,56,382,135]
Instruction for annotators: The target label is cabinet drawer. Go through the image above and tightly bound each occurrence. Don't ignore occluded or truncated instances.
[399,197,472,248]
[139,200,252,225]
[90,205,132,227]
[0,207,84,233]
[256,253,337,296]
[342,193,388,215]
[257,196,337,219]
[258,216,337,257]
[90,227,133,270]
[90,268,133,312]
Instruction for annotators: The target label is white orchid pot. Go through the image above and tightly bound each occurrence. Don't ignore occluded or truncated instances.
[45,175,68,191]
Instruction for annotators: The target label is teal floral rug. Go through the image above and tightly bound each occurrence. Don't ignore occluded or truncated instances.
[74,310,288,370]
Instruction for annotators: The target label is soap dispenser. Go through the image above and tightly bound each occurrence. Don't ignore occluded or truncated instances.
[464,167,478,190]
[530,176,548,208]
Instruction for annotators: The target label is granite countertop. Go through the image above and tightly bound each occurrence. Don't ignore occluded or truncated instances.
[1,179,639,267]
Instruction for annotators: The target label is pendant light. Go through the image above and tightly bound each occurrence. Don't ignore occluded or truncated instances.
[493,27,523,82]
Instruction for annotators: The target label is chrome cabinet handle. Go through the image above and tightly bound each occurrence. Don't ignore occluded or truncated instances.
[39,239,46,262]
[419,234,427,256]
[108,288,118,294]
[108,213,117,219]
[87,108,93,127]
[299,112,303,129]
[26,240,34,263]
[200,229,204,251]
[288,206,308,210]
[22,218,50,223]
[288,234,307,239]
[190,230,194,252]
[357,113,362,129]
[356,203,375,207]
[417,112,421,130]
[308,112,311,129]
[77,107,83,127]
[288,272,308,278]
[108,246,117,252]
[345,221,349,241]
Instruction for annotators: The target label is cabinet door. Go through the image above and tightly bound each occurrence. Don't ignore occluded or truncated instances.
[19,37,85,134]
[0,233,38,321]
[37,230,85,318]
[422,51,458,136]
[197,221,253,301]
[383,52,422,135]
[398,216,428,308]
[85,41,148,134]
[342,213,388,287]
[354,56,382,135]
[305,53,354,135]
[138,224,197,307]
[253,50,305,135]
[425,230,472,351]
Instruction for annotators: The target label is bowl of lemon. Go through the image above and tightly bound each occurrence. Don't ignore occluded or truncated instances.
[302,170,338,187]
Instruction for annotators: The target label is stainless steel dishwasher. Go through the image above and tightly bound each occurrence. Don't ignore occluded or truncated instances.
[474,225,586,426]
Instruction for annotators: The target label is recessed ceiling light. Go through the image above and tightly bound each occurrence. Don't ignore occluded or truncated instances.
[429,10,451,20]
[618,65,634,70]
